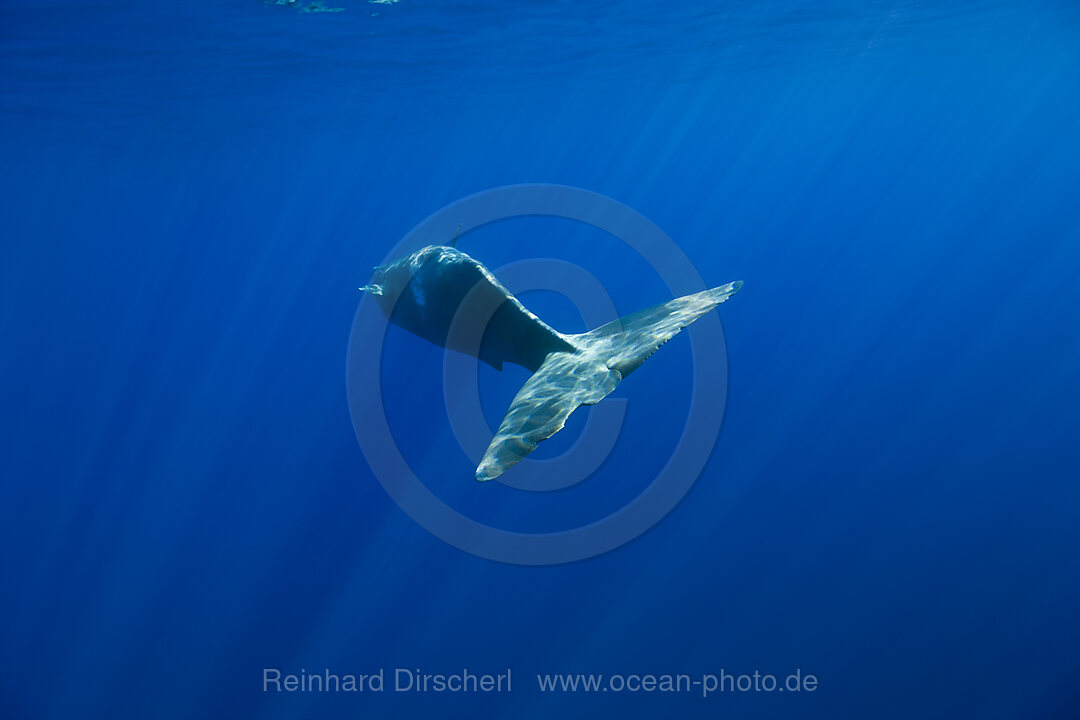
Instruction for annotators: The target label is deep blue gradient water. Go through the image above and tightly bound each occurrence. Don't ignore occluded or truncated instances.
[2,1,1079,718]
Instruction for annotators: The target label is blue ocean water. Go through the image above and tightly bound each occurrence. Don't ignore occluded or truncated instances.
[2,1,1079,718]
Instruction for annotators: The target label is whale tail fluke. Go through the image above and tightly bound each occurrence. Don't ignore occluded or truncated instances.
[474,352,621,481]
[475,281,742,481]
[570,281,743,378]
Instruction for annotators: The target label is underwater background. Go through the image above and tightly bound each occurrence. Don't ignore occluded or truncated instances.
[2,1,1079,718]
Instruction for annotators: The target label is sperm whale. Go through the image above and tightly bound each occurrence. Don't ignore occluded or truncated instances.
[361,238,742,481]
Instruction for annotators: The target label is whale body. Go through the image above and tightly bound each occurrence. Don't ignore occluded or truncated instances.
[362,243,742,481]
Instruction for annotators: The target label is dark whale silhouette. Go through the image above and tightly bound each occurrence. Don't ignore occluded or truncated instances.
[362,240,742,481]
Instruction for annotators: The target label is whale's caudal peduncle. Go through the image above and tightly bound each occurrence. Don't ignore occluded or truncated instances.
[362,244,742,481]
